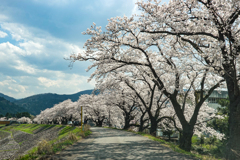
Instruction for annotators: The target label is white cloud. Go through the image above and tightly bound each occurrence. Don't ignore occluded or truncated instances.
[0,70,95,99]
[19,41,44,55]
[37,72,95,91]
[14,60,36,74]
[0,42,25,56]
[0,76,27,96]
[38,77,59,87]
[0,9,96,99]
[8,86,19,92]
[1,22,50,42]
[0,30,8,38]
[0,22,84,57]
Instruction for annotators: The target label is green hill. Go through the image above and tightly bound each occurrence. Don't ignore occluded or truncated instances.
[0,97,28,115]
[0,93,17,102]
[14,90,94,115]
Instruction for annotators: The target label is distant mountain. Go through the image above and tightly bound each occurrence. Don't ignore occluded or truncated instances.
[0,93,17,102]
[0,97,28,115]
[14,89,94,115]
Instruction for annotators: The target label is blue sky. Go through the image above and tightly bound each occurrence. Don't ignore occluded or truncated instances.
[0,0,169,99]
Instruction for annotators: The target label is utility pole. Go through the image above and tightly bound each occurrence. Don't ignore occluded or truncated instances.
[109,110,111,127]
[81,106,84,131]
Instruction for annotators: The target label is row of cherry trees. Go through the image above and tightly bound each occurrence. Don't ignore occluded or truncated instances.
[0,117,32,124]
[33,78,224,151]
[68,0,240,158]
[33,86,224,138]
[33,99,81,125]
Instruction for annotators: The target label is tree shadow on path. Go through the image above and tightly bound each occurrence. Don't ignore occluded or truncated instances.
[53,127,197,160]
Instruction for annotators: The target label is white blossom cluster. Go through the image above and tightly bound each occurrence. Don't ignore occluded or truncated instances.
[17,117,32,124]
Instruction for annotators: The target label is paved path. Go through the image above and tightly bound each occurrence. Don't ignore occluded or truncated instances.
[54,127,197,160]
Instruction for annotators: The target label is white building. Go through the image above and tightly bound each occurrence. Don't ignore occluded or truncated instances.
[206,90,228,109]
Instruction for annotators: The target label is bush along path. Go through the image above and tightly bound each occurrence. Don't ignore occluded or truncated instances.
[0,124,91,160]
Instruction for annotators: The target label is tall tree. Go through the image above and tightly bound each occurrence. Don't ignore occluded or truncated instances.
[134,1,240,158]
[70,10,224,152]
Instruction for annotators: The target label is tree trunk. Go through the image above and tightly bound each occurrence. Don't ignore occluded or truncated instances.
[224,71,240,160]
[96,119,103,127]
[179,127,193,152]
[150,118,157,135]
[123,116,130,130]
[139,112,147,132]
[227,100,240,160]
[139,118,145,132]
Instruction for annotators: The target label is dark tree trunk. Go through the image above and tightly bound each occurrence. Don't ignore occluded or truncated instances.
[62,118,68,125]
[227,100,240,160]
[96,119,103,127]
[179,127,194,152]
[123,115,131,130]
[139,118,147,132]
[150,118,157,135]
[224,70,240,160]
[123,123,130,130]
[139,125,143,132]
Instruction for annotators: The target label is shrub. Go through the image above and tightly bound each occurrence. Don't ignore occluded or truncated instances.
[193,146,209,155]
[191,135,199,145]
[68,132,78,141]
[200,135,205,146]
[37,139,53,155]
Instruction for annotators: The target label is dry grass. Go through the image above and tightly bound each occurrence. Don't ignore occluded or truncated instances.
[84,124,91,131]
[37,139,53,155]
[78,131,85,138]
[77,124,91,138]
[67,132,78,141]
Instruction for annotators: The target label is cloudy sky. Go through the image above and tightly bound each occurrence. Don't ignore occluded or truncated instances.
[0,0,169,99]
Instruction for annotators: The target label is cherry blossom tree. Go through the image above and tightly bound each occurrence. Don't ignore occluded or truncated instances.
[8,117,17,121]
[70,19,223,150]
[0,117,7,121]
[135,1,240,158]
[78,94,122,127]
[17,117,32,124]
[33,99,81,125]
[96,74,150,131]
[104,87,142,130]
[100,70,174,134]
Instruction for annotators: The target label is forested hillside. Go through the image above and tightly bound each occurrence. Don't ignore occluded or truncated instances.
[0,97,28,115]
[14,90,94,115]
[0,93,16,102]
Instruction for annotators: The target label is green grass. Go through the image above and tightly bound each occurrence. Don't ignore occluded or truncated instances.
[0,128,12,134]
[59,126,75,136]
[0,124,66,135]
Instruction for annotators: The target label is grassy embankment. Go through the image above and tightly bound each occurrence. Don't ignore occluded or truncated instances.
[0,124,91,160]
[104,127,223,160]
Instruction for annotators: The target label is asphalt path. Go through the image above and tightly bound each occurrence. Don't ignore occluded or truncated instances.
[54,127,197,160]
